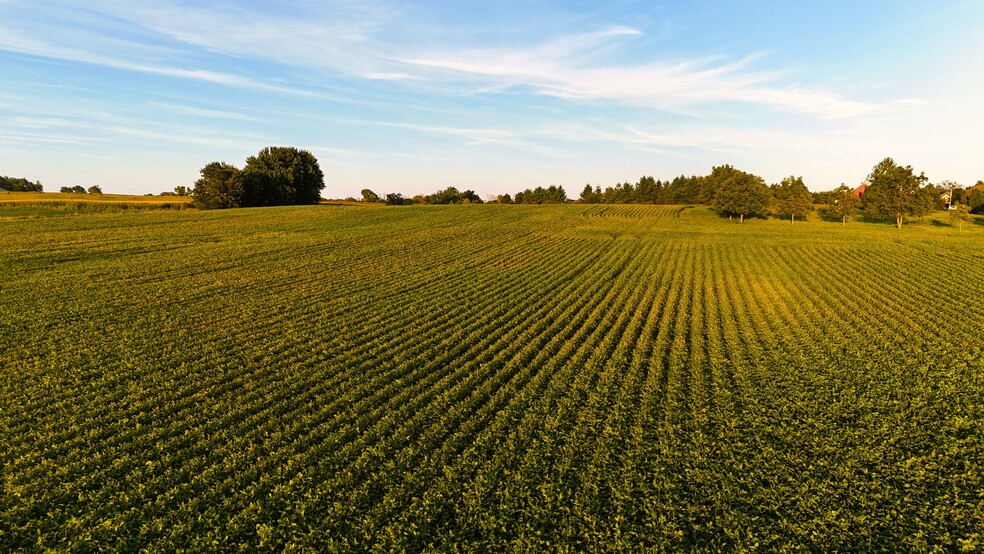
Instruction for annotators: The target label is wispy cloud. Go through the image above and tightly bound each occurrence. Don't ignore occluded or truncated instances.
[372,121,564,157]
[0,1,877,119]
[147,103,261,122]
[0,25,319,97]
[402,32,875,119]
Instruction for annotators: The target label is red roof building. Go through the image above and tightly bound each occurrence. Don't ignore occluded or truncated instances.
[852,182,869,197]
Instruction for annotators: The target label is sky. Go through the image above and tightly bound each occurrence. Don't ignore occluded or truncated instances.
[2,0,983,198]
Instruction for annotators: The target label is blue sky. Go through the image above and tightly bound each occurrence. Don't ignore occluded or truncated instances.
[2,1,982,197]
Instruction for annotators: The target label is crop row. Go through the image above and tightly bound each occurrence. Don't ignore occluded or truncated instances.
[2,204,982,551]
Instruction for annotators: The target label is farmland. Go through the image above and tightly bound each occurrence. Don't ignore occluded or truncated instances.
[2,204,983,551]
[0,192,191,219]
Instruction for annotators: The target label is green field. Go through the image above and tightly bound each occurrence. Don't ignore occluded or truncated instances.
[2,205,982,551]
[0,192,192,219]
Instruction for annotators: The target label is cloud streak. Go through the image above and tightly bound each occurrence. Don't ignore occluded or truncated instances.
[402,32,874,119]
[0,1,877,119]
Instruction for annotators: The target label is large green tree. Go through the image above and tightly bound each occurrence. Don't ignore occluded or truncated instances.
[241,147,324,207]
[771,175,813,223]
[709,165,771,222]
[861,157,933,229]
[192,162,243,209]
[968,185,984,214]
[829,184,861,225]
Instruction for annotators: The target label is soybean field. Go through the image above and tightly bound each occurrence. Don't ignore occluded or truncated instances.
[2,204,983,551]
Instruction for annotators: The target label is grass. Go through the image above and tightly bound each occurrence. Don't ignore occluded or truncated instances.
[1,204,982,551]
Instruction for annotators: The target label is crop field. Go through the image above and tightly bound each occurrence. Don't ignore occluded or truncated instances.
[0,193,192,219]
[2,204,983,551]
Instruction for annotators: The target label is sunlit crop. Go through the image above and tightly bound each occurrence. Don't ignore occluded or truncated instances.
[2,204,981,551]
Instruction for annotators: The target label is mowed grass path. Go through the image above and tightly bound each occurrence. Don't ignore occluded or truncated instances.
[2,205,982,551]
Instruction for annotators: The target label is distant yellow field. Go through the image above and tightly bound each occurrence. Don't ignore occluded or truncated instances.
[0,192,193,204]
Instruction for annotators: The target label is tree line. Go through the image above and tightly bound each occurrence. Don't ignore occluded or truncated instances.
[332,155,978,230]
[358,185,569,206]
[575,157,975,228]
[58,185,102,194]
[0,176,44,192]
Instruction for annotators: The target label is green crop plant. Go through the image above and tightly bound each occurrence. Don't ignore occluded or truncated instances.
[1,204,981,551]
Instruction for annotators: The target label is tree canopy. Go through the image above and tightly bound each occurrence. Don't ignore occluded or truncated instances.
[426,187,483,204]
[192,162,243,210]
[861,157,934,229]
[707,165,771,222]
[771,176,813,223]
[191,147,324,209]
[0,175,43,192]
[513,185,566,204]
[241,147,324,207]
[828,184,861,225]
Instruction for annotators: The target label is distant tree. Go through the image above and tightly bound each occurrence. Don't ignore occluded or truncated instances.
[950,187,965,207]
[460,190,482,203]
[87,185,103,195]
[59,186,71,193]
[660,175,703,204]
[579,184,601,203]
[499,193,513,204]
[361,189,380,203]
[514,185,566,204]
[425,187,483,204]
[384,193,410,205]
[949,203,973,231]
[192,162,243,209]
[426,186,461,204]
[771,176,813,223]
[829,184,861,225]
[812,187,840,205]
[968,188,984,214]
[240,147,324,207]
[61,185,87,194]
[635,175,662,203]
[861,157,932,229]
[0,176,43,192]
[709,165,771,222]
[174,185,190,196]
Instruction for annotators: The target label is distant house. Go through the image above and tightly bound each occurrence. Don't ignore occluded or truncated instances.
[851,182,869,197]
[0,187,9,194]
